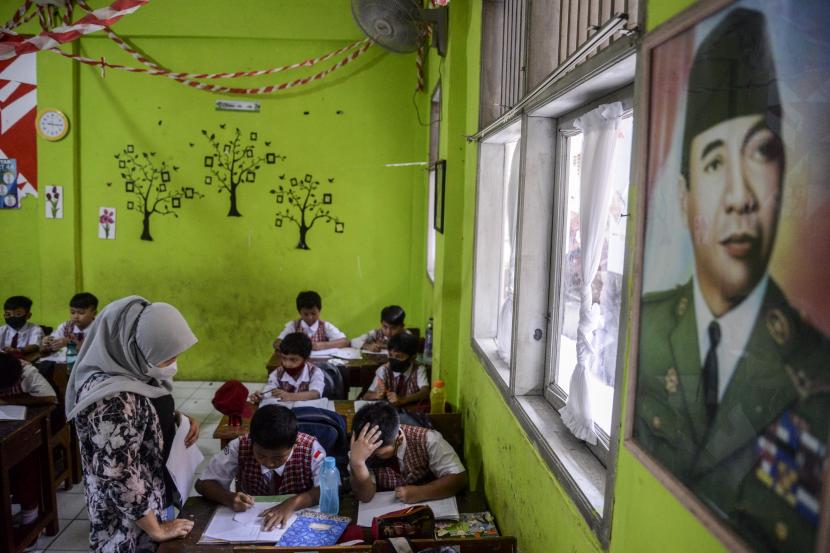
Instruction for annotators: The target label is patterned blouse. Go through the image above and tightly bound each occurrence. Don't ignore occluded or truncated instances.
[75,374,167,552]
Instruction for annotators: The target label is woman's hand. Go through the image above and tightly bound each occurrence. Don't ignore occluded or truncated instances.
[184,414,200,447]
[150,519,194,542]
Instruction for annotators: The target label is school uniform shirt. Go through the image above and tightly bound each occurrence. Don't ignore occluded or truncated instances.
[0,322,43,349]
[277,319,346,342]
[263,362,325,397]
[351,328,412,350]
[350,424,465,489]
[368,364,429,394]
[202,433,326,493]
[0,362,55,397]
[40,321,90,362]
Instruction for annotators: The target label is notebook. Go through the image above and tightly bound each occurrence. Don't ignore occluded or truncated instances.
[0,405,26,421]
[277,511,350,546]
[356,491,459,527]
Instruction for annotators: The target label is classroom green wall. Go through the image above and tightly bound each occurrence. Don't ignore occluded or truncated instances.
[1,1,432,381]
[425,0,731,552]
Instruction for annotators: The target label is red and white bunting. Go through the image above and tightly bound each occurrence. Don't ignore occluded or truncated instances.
[0,0,150,60]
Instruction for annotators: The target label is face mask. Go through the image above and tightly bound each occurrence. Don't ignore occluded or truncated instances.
[147,361,177,380]
[388,357,410,373]
[4,316,26,331]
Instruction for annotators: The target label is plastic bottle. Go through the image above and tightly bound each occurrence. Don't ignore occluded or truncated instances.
[430,379,446,414]
[319,456,340,514]
[423,317,434,360]
[66,341,78,370]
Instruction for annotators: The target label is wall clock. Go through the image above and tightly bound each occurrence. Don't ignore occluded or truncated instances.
[37,109,69,141]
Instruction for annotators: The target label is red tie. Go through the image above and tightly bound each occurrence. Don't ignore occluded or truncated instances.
[10,333,18,349]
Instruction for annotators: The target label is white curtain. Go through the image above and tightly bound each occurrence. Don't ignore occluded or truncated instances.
[496,141,520,363]
[559,102,623,443]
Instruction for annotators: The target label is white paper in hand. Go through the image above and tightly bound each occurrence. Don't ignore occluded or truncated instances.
[166,415,203,502]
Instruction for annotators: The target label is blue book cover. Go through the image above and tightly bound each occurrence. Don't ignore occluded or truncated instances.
[277,511,351,546]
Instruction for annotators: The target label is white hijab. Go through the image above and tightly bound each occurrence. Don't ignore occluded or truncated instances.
[65,295,198,420]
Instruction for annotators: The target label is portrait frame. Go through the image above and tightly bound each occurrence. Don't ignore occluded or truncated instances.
[624,1,830,552]
[433,159,446,234]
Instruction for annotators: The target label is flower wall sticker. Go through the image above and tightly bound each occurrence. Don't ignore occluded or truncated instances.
[44,185,63,219]
[271,173,344,250]
[98,207,116,239]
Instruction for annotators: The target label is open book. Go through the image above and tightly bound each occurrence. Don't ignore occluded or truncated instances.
[199,496,316,544]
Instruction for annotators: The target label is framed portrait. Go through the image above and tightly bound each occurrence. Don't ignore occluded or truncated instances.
[625,1,830,552]
[433,159,446,234]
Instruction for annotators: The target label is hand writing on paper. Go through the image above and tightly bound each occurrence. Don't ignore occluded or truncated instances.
[363,342,383,353]
[230,492,255,512]
[394,485,422,504]
[260,501,294,531]
[350,423,383,465]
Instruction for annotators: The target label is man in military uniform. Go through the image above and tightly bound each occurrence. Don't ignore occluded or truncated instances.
[635,8,830,553]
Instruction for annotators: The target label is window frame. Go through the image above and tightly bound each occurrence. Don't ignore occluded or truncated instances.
[470,40,639,544]
[542,87,636,466]
[426,81,442,284]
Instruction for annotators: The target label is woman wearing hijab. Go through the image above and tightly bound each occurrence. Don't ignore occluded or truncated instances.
[65,296,198,552]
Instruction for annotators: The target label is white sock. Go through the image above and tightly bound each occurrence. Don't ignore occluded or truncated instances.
[21,508,38,525]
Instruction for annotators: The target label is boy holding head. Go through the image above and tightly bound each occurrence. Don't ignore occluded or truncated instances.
[350,402,467,504]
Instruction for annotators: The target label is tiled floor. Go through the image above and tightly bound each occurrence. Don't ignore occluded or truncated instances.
[25,380,264,552]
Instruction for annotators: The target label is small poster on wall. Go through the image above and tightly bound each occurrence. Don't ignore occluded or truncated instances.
[44,185,63,219]
[98,207,116,239]
[0,159,20,209]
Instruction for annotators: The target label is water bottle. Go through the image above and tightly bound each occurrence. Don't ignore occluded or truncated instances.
[66,341,77,370]
[430,379,446,414]
[423,317,434,360]
[319,456,340,514]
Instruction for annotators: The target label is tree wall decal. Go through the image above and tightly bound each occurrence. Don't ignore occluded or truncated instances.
[112,145,203,241]
[199,126,284,217]
[271,173,344,250]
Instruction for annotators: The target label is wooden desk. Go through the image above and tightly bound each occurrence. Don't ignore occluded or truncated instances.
[0,404,59,553]
[266,352,386,391]
[214,405,463,456]
[159,490,489,553]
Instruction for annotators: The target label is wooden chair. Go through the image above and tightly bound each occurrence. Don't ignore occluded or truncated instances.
[41,363,75,490]
[428,411,463,457]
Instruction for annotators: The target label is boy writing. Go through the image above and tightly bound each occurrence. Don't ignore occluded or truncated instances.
[41,292,98,354]
[0,352,57,530]
[195,405,326,530]
[352,305,408,352]
[251,332,325,405]
[1,296,43,356]
[349,402,467,504]
[362,333,430,416]
[273,291,349,351]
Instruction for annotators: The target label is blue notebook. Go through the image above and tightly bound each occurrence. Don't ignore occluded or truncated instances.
[277,511,351,546]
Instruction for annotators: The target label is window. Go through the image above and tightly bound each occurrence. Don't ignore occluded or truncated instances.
[471,44,637,541]
[546,108,633,459]
[426,83,441,283]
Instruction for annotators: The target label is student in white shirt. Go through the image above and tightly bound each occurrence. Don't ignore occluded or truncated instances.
[272,291,348,351]
[0,352,57,532]
[351,305,408,352]
[363,333,430,414]
[349,402,466,504]
[0,295,43,356]
[196,405,326,531]
[251,333,325,405]
[41,292,99,355]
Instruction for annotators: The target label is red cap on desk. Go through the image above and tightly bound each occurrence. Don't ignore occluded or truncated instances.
[212,380,254,423]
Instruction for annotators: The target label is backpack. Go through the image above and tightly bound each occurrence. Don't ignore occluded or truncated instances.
[293,406,348,458]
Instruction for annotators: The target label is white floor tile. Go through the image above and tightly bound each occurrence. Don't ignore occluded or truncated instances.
[201,421,219,437]
[62,483,85,494]
[178,398,215,419]
[188,387,221,399]
[47,519,90,550]
[202,411,223,424]
[56,491,88,520]
[172,381,203,390]
[198,381,221,390]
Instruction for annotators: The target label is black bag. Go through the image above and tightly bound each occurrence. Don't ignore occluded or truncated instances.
[293,406,348,457]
